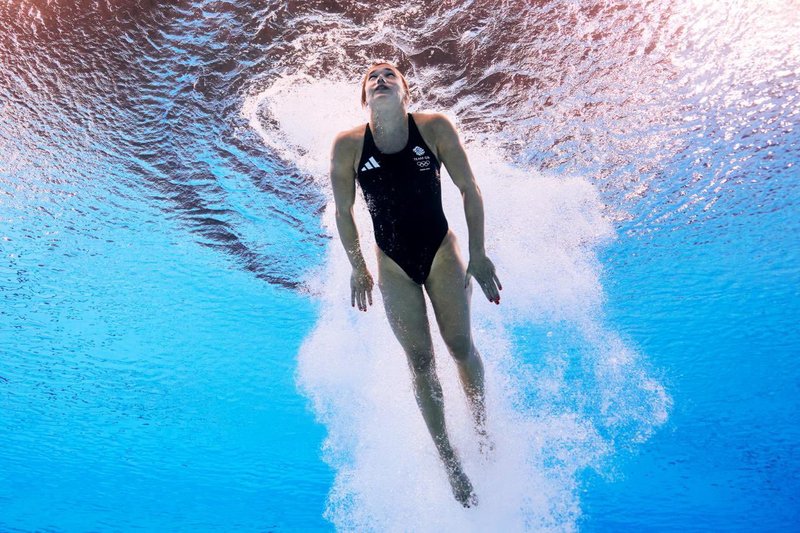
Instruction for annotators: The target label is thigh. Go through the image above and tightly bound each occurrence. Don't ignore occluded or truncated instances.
[424,231,473,346]
[377,248,434,357]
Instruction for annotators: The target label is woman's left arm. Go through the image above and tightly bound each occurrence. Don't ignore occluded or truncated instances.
[433,114,502,305]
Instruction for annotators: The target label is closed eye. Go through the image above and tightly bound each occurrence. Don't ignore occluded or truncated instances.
[368,70,396,80]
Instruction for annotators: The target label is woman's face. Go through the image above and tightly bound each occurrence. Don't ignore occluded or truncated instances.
[362,64,409,108]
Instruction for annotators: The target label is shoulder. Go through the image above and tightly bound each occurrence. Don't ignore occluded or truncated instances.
[412,112,461,156]
[331,124,366,178]
[412,112,459,141]
[331,124,367,161]
[331,124,366,154]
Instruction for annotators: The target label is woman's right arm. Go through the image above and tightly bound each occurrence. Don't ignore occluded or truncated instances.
[330,132,374,311]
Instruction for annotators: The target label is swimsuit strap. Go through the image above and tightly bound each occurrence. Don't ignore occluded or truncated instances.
[407,113,421,141]
[363,121,377,152]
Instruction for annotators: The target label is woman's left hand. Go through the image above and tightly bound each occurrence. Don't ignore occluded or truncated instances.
[465,254,502,305]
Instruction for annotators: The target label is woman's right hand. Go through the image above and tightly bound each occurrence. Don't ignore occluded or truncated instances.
[351,265,374,312]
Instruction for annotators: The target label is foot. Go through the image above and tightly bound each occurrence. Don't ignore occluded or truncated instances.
[477,428,496,459]
[444,457,478,508]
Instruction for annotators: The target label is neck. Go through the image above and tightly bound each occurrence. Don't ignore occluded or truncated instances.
[369,104,408,139]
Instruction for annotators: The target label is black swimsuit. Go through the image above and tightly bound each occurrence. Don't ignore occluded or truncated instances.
[356,113,449,284]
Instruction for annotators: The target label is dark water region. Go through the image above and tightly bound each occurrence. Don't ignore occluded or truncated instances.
[2,0,328,289]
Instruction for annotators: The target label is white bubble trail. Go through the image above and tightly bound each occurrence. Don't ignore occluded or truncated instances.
[243,76,670,531]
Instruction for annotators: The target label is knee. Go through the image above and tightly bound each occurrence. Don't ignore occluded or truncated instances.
[406,349,434,375]
[443,333,473,362]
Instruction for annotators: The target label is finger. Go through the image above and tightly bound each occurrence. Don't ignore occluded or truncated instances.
[483,279,499,304]
[367,288,373,306]
[479,279,493,302]
[351,288,356,308]
[358,290,365,311]
[493,272,503,291]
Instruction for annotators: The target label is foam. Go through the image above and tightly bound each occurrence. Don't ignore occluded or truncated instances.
[244,75,670,531]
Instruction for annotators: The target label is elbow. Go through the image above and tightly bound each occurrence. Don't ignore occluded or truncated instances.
[461,184,482,203]
[335,205,354,222]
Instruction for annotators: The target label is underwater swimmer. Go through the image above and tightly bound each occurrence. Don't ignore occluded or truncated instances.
[329,62,502,508]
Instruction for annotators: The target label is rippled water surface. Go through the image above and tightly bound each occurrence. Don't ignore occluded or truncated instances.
[1,0,798,530]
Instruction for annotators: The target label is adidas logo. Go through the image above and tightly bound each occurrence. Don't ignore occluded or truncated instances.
[361,156,381,172]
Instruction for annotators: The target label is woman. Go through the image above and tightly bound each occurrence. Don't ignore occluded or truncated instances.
[329,62,502,508]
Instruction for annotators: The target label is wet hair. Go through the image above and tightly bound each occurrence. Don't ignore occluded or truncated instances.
[360,62,411,108]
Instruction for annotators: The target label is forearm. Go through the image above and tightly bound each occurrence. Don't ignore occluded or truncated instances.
[462,188,486,257]
[335,209,367,269]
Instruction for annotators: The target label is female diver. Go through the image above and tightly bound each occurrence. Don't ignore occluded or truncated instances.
[329,62,502,507]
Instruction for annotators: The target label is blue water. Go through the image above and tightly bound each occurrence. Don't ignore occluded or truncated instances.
[2,0,799,530]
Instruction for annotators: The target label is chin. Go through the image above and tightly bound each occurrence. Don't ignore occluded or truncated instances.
[371,98,400,108]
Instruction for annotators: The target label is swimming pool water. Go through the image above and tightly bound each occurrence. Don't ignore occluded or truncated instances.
[1,0,798,530]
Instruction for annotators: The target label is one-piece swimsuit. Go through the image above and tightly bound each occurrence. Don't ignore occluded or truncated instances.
[356,113,449,284]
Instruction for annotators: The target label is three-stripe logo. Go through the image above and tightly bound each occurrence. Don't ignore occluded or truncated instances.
[360,156,381,172]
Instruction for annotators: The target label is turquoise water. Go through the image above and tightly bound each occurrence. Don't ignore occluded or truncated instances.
[2,0,799,530]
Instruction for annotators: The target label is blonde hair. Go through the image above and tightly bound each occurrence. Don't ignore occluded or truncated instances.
[360,62,410,108]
